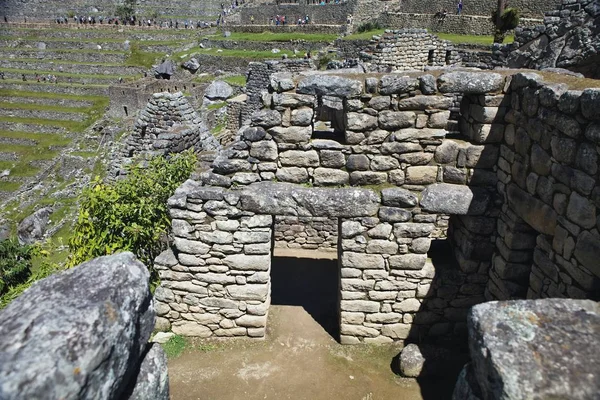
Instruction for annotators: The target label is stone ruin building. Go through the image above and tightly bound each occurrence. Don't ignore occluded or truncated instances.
[150,68,600,344]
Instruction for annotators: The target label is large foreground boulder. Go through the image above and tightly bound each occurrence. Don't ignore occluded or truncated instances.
[0,252,169,400]
[453,299,600,400]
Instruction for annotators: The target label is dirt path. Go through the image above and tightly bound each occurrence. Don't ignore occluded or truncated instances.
[168,305,431,400]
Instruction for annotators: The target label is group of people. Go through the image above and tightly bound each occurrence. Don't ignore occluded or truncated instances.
[270,14,311,25]
[55,13,213,29]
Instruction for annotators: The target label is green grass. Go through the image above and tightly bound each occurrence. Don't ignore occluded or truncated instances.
[436,32,514,45]
[342,29,386,40]
[0,89,106,102]
[0,67,141,81]
[162,335,188,358]
[0,101,92,114]
[70,151,98,158]
[126,43,163,68]
[0,47,128,55]
[0,182,21,191]
[207,102,227,110]
[222,75,246,86]
[191,48,295,60]
[206,31,338,42]
[4,57,126,67]
[0,79,109,89]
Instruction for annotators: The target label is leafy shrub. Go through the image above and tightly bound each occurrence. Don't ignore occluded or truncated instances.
[318,53,337,70]
[0,239,37,297]
[68,150,197,281]
[0,262,63,309]
[357,21,382,34]
[491,7,520,43]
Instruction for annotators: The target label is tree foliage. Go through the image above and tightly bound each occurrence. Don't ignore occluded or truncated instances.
[0,239,37,297]
[491,7,520,43]
[68,151,197,278]
[115,0,137,21]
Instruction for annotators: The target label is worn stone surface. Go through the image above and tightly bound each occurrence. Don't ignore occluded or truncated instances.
[420,183,489,215]
[17,206,52,245]
[0,253,161,400]
[466,299,600,400]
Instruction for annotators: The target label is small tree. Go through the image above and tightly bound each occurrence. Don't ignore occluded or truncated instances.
[68,150,197,282]
[0,239,37,297]
[491,6,520,43]
[115,0,137,21]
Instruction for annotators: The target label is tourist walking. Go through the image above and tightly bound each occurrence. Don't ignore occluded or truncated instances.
[457,0,463,15]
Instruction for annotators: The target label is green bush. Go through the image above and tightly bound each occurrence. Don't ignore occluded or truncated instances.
[357,21,382,34]
[0,239,36,297]
[0,262,63,309]
[491,7,520,43]
[68,150,197,282]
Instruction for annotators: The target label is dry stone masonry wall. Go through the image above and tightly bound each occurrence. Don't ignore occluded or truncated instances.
[153,68,599,343]
[360,29,460,72]
[109,92,220,178]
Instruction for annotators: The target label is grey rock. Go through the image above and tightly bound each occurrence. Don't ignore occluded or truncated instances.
[242,126,267,142]
[420,183,489,215]
[250,141,278,161]
[313,168,350,186]
[397,95,453,110]
[127,343,169,400]
[182,58,200,72]
[0,253,154,400]
[346,154,370,171]
[467,299,600,400]
[238,182,380,217]
[419,74,437,95]
[580,90,600,120]
[437,72,504,94]
[378,207,412,223]
[400,344,459,378]
[297,75,363,97]
[381,188,418,207]
[379,75,419,95]
[204,80,233,100]
[251,109,282,128]
[378,111,415,129]
[17,206,52,245]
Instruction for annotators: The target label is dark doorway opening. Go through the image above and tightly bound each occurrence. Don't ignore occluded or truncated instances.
[270,256,340,341]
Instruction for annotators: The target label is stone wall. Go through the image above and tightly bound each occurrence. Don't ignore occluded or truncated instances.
[359,29,460,72]
[376,13,542,36]
[488,72,600,300]
[0,253,169,399]
[239,1,355,25]
[154,70,512,342]
[274,215,338,252]
[377,0,559,18]
[153,69,600,344]
[109,91,220,177]
[497,0,600,78]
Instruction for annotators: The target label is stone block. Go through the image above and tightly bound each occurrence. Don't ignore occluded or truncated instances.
[223,254,270,271]
[389,254,427,270]
[341,252,385,269]
[341,300,381,313]
[405,166,438,185]
[378,111,416,130]
[172,322,212,337]
[269,126,312,144]
[420,183,489,215]
[379,75,418,95]
[381,323,411,339]
[279,150,319,167]
[227,284,269,301]
[506,184,557,236]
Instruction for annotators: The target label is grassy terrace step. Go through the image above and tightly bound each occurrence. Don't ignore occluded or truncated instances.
[2,27,201,41]
[0,121,66,134]
[182,47,298,59]
[1,59,144,76]
[0,48,128,64]
[1,96,95,108]
[205,31,339,42]
[0,107,87,122]
[0,38,196,53]
[0,81,109,96]
[1,70,140,85]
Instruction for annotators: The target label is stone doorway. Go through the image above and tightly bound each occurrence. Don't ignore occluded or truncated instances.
[270,256,340,340]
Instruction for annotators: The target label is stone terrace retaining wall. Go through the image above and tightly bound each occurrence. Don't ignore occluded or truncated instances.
[239,1,354,25]
[227,24,346,35]
[376,13,543,36]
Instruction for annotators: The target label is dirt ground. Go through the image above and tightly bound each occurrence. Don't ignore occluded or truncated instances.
[167,257,459,400]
